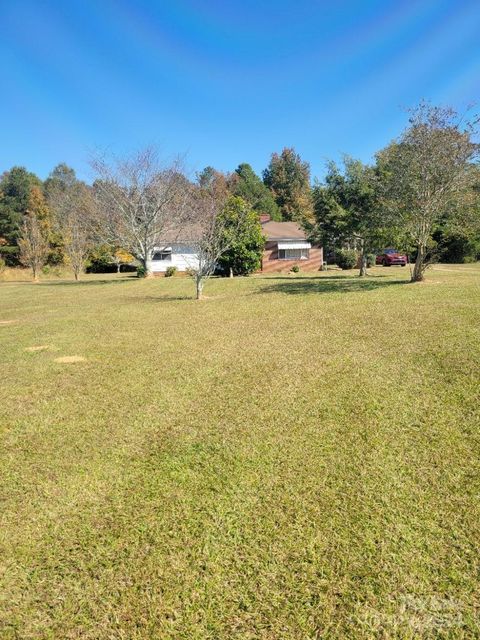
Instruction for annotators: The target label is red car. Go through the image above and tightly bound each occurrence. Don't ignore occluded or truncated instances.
[376,249,408,266]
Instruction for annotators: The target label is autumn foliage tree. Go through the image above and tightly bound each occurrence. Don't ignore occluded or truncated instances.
[18,212,49,280]
[47,167,94,280]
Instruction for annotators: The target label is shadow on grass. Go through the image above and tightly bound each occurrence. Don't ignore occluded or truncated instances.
[256,274,409,296]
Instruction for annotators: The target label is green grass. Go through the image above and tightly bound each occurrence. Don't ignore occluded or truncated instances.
[1,265,479,639]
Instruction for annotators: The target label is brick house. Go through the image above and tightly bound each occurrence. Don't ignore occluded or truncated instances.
[259,216,323,273]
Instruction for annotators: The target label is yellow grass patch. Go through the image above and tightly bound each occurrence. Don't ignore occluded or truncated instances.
[25,345,50,352]
[54,355,86,363]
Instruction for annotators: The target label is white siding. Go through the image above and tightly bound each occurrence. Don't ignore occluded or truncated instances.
[151,243,199,273]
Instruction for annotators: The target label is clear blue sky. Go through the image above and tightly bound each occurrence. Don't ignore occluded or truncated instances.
[1,0,479,183]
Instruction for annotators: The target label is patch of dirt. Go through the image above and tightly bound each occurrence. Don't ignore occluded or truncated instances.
[0,320,16,325]
[54,356,86,363]
[25,345,50,352]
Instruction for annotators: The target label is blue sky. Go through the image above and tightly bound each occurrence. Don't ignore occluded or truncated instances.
[1,0,479,183]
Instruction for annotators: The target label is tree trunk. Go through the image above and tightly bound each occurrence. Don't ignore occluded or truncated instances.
[359,242,367,277]
[74,270,79,281]
[229,267,234,278]
[359,253,367,277]
[32,266,38,282]
[117,263,121,273]
[196,275,204,300]
[411,244,426,282]
[144,257,153,278]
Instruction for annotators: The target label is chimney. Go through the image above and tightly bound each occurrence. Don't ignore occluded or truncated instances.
[259,214,271,224]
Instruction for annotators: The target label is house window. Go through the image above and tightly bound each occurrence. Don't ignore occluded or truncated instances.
[152,250,172,261]
[278,248,309,260]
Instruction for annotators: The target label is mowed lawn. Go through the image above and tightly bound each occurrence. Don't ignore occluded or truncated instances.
[1,265,479,639]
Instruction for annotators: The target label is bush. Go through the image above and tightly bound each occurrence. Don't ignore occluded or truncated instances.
[165,266,177,278]
[0,245,20,267]
[336,249,357,270]
[366,253,376,268]
[136,265,147,278]
[185,267,197,278]
[435,229,480,264]
[290,264,300,273]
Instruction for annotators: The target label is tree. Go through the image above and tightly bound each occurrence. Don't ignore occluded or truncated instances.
[311,182,351,257]
[47,173,94,280]
[378,102,480,282]
[263,148,313,223]
[44,163,77,197]
[113,247,135,272]
[188,184,248,299]
[321,158,387,276]
[18,212,49,280]
[217,196,265,276]
[91,148,191,276]
[233,163,281,220]
[0,167,42,245]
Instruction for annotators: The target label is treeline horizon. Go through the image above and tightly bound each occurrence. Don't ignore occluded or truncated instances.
[1,100,480,284]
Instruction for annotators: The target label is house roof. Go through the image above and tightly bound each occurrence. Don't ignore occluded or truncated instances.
[261,220,307,240]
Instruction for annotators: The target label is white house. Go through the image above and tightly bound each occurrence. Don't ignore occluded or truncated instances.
[150,243,200,274]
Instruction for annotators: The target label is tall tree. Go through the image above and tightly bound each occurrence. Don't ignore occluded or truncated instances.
[233,163,281,220]
[378,102,479,282]
[217,196,265,276]
[47,167,94,280]
[0,167,42,245]
[311,182,350,256]
[18,213,49,281]
[91,148,191,276]
[322,158,387,276]
[263,148,313,223]
[44,163,78,199]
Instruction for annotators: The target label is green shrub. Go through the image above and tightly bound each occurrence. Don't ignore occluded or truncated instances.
[0,246,20,267]
[290,264,300,273]
[165,266,177,278]
[41,265,51,275]
[336,249,357,270]
[366,253,376,268]
[137,265,147,278]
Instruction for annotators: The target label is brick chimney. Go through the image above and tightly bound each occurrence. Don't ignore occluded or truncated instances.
[259,214,271,224]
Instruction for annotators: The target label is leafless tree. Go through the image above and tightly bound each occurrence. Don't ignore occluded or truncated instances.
[378,102,479,282]
[18,213,49,281]
[90,148,191,276]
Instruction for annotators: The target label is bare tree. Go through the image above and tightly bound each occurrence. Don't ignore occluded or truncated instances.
[378,102,479,282]
[19,213,49,281]
[49,181,93,280]
[90,148,191,276]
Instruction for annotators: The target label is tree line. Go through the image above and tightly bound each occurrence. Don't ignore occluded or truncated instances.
[1,101,479,292]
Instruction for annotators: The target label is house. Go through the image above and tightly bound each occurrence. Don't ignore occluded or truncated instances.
[150,222,202,275]
[150,216,323,275]
[260,216,323,273]
[150,243,199,274]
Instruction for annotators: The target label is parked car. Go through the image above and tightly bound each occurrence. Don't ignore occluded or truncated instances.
[376,249,407,266]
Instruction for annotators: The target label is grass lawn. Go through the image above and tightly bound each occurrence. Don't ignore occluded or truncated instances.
[1,264,479,639]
